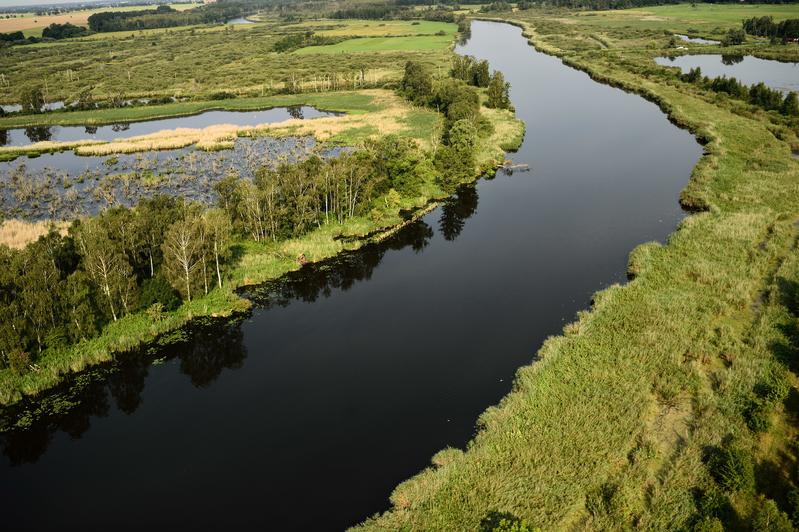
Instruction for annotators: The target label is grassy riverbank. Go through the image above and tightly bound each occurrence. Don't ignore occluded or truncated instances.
[0,100,523,407]
[356,9,799,531]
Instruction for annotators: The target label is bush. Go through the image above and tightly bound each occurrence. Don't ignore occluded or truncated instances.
[139,274,182,312]
[707,443,754,492]
[722,28,745,46]
[744,399,771,433]
[788,489,799,527]
[693,516,723,532]
[7,348,30,375]
[400,61,433,105]
[750,497,793,532]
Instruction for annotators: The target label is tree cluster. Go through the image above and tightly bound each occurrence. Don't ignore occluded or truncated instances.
[87,1,254,33]
[41,23,89,40]
[480,1,513,13]
[722,28,746,46]
[400,57,512,190]
[680,67,799,117]
[0,196,235,374]
[742,16,799,41]
[272,31,342,53]
[451,55,491,88]
[214,139,434,243]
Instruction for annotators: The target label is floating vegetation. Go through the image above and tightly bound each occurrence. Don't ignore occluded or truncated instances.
[0,136,349,221]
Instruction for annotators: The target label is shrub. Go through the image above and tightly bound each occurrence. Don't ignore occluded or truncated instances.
[693,516,724,532]
[750,497,793,532]
[744,399,771,433]
[480,511,537,532]
[400,61,433,105]
[788,489,799,527]
[7,348,30,375]
[707,444,754,492]
[139,274,182,312]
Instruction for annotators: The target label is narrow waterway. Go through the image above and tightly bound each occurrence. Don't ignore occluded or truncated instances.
[0,21,702,531]
[0,105,337,147]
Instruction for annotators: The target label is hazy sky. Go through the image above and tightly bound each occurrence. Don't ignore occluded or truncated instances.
[0,0,108,9]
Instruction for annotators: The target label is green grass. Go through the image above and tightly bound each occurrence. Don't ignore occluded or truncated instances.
[293,34,454,54]
[285,19,456,38]
[633,3,799,25]
[554,3,799,45]
[355,10,799,531]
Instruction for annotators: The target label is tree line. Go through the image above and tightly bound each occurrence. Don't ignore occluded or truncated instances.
[86,0,269,33]
[272,31,343,53]
[742,16,799,42]
[680,66,799,117]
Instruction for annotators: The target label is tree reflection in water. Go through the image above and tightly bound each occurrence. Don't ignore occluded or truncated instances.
[0,182,480,464]
[0,321,246,465]
[24,126,52,143]
[439,184,479,241]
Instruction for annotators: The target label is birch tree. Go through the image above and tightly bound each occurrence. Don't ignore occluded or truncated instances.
[162,213,203,302]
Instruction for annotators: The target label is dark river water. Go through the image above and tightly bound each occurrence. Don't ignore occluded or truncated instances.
[0,21,702,531]
[0,106,336,147]
[656,54,799,94]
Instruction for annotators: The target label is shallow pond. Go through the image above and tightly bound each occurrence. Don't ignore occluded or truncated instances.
[0,137,345,220]
[675,34,720,45]
[0,105,338,147]
[656,54,799,93]
[0,21,702,531]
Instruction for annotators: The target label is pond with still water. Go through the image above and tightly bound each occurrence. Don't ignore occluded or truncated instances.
[656,54,799,93]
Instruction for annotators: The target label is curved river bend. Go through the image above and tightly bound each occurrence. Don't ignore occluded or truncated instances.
[0,21,701,531]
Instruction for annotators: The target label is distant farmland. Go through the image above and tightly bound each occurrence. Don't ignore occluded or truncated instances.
[0,3,200,35]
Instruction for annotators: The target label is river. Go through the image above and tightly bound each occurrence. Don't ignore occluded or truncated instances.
[0,21,702,531]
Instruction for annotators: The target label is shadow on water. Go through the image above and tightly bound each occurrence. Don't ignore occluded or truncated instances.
[1,319,247,465]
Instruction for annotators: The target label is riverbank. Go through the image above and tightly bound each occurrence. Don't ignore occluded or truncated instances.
[357,14,799,531]
[0,100,524,408]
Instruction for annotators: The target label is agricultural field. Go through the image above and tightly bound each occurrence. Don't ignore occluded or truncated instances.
[0,3,201,37]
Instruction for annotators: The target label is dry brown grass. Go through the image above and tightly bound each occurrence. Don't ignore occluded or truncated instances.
[0,219,68,249]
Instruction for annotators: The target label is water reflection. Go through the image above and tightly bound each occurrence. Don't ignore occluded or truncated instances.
[25,126,52,143]
[0,184,479,464]
[0,320,247,465]
[0,106,339,148]
[721,54,744,66]
[656,54,799,94]
[438,185,479,241]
